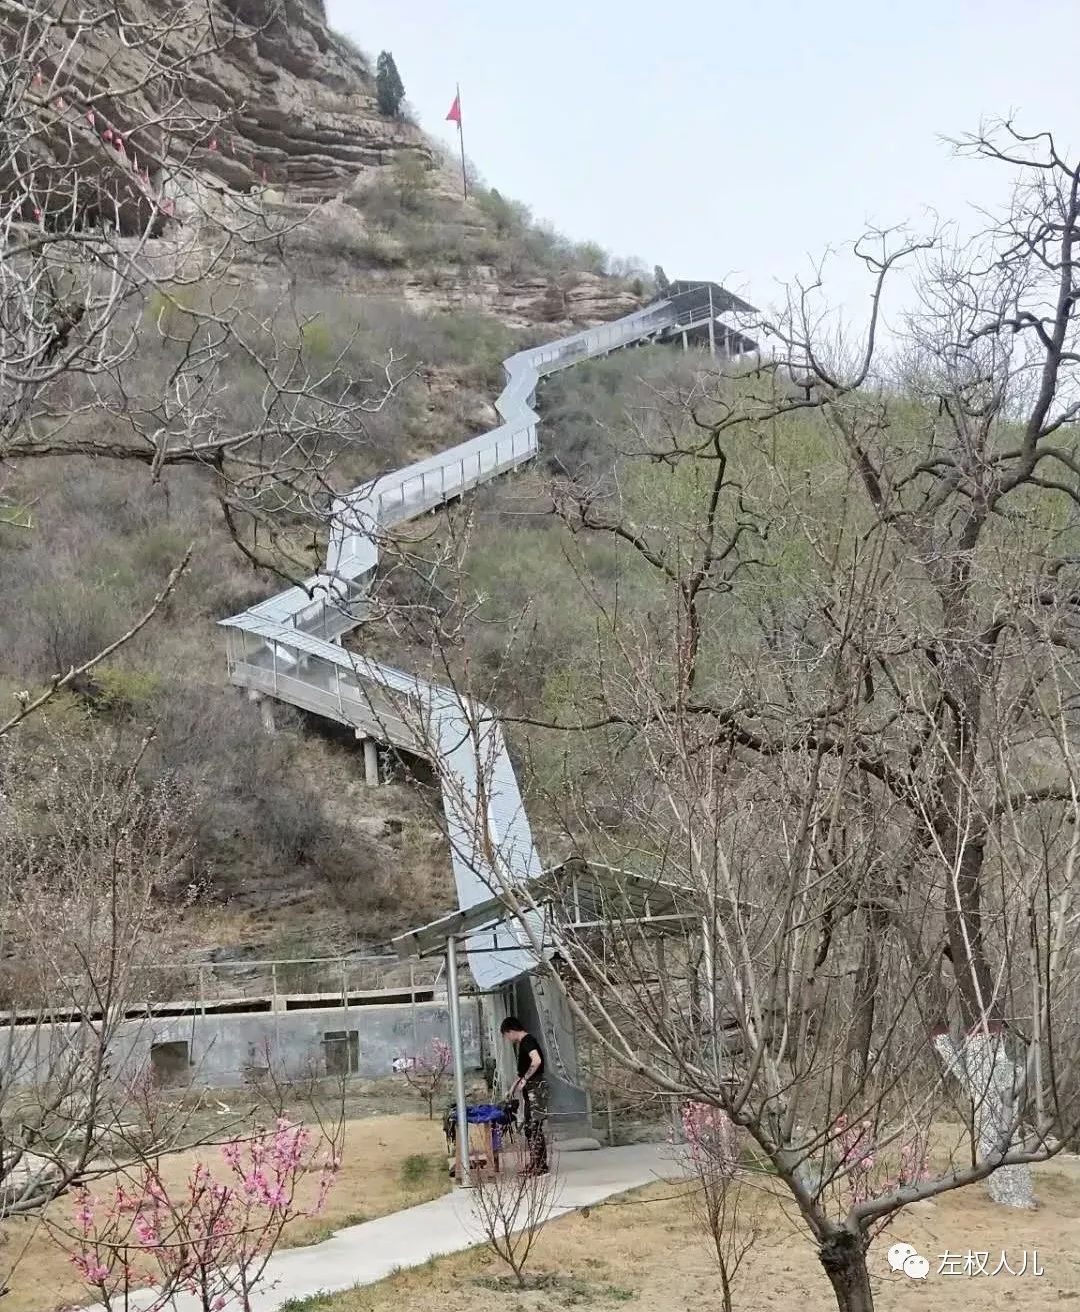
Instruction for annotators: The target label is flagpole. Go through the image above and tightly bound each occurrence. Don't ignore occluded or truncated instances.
[456,83,467,199]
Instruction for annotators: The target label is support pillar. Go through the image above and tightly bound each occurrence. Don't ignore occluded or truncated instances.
[681,329,688,352]
[707,284,716,358]
[248,688,276,735]
[446,936,470,1187]
[364,738,379,786]
[353,730,380,785]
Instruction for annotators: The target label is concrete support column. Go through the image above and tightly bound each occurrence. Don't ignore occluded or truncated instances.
[248,688,276,735]
[364,738,379,786]
[708,284,716,358]
[681,329,688,352]
[353,731,380,785]
[447,936,470,1187]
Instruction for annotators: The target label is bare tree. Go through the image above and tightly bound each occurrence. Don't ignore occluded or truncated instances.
[399,1037,453,1119]
[0,0,406,723]
[394,121,1080,1312]
[675,1102,760,1312]
[0,729,202,1249]
[469,1151,559,1289]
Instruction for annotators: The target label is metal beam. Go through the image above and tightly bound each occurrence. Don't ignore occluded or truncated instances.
[446,935,470,1187]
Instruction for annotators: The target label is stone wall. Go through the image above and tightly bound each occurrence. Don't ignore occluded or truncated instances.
[2,997,483,1092]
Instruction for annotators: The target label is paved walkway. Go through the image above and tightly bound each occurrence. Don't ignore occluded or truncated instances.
[87,1143,671,1312]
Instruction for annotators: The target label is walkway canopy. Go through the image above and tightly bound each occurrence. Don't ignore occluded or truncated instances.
[390,859,699,1185]
[390,858,698,967]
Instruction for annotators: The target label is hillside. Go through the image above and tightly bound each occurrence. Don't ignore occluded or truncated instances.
[0,0,656,969]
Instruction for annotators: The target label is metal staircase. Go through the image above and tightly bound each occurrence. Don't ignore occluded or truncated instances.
[220,283,754,991]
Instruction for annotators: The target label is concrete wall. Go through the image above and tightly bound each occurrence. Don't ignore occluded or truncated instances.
[1,997,483,1091]
[512,977,588,1126]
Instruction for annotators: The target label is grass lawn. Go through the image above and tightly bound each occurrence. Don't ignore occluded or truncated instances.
[269,1156,1080,1312]
[0,1112,448,1312]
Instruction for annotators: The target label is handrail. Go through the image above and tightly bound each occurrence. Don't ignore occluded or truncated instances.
[220,288,749,988]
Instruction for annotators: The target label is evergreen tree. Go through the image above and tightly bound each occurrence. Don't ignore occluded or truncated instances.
[375,51,406,119]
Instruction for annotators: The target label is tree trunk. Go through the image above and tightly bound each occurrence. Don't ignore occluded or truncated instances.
[843,907,882,1104]
[819,1229,875,1312]
[932,1028,1034,1208]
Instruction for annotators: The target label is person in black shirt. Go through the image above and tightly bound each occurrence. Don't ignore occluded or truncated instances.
[501,1016,548,1173]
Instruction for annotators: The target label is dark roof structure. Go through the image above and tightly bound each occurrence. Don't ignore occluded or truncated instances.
[668,280,757,320]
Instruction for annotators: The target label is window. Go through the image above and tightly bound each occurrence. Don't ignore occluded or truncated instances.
[323,1030,360,1077]
[149,1040,190,1088]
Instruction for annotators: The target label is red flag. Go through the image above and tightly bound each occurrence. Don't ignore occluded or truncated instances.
[446,93,461,126]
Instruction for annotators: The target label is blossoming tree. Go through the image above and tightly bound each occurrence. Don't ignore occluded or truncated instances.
[59,1118,339,1311]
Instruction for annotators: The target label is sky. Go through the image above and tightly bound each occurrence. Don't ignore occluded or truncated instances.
[326,0,1077,331]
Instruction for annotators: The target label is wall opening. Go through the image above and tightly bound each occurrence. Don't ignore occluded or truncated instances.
[149,1040,191,1087]
[322,1029,359,1077]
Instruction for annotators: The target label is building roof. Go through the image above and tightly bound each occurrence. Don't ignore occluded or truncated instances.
[668,280,757,318]
[390,859,699,973]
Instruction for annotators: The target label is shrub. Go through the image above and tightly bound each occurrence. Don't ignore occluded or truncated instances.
[474,187,531,237]
[390,155,433,212]
[93,666,161,714]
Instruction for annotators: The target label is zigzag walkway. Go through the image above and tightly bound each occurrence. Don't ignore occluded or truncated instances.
[220,282,751,989]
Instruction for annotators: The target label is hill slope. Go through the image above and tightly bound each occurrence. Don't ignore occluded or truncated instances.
[0,0,654,968]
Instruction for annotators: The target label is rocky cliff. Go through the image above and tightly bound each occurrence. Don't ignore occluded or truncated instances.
[7,0,429,222]
[5,0,640,327]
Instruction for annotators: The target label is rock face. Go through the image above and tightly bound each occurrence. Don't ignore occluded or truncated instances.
[232,197,644,329]
[5,0,643,325]
[189,0,435,193]
[4,0,432,233]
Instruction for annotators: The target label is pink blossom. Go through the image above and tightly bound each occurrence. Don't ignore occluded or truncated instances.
[71,1253,110,1284]
[134,1216,158,1246]
[60,1121,337,1305]
[73,1193,95,1233]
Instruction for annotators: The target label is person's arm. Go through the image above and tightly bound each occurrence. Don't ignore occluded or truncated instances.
[510,1046,542,1096]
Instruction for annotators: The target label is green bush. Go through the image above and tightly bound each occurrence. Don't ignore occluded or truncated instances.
[400,1153,438,1185]
[473,187,531,237]
[94,666,161,714]
[390,156,433,211]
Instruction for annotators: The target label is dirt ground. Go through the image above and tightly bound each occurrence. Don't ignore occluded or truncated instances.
[0,1112,449,1312]
[6,1124,1080,1312]
[316,1154,1080,1312]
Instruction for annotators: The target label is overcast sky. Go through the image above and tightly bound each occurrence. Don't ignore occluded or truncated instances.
[326,0,1076,329]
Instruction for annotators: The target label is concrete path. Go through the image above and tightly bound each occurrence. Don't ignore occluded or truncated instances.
[84,1143,672,1312]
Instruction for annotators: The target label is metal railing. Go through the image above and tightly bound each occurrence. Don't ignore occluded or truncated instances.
[139,955,442,1009]
[220,290,738,988]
